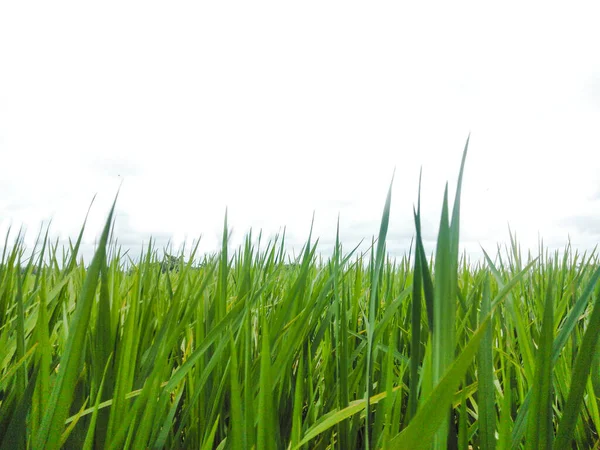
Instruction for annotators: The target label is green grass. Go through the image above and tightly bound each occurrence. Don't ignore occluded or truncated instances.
[1,139,600,449]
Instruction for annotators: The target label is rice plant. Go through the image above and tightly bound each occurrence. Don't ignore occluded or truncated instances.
[1,138,600,449]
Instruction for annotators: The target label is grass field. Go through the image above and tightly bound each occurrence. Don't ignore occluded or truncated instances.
[2,141,600,449]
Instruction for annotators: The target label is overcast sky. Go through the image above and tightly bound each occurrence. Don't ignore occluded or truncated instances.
[1,1,600,265]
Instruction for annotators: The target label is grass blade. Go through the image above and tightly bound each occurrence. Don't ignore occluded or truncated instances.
[555,289,600,448]
[34,195,117,450]
[389,313,491,450]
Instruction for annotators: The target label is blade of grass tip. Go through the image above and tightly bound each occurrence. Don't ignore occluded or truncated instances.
[217,209,229,322]
[449,134,469,295]
[200,416,221,450]
[365,172,394,450]
[91,252,114,447]
[414,198,434,332]
[96,251,113,369]
[15,268,27,402]
[555,288,600,448]
[432,184,452,450]
[58,399,89,449]
[334,217,350,450]
[0,224,11,266]
[44,198,95,342]
[525,274,554,450]
[35,193,118,450]
[448,135,469,322]
[409,171,424,421]
[64,195,96,276]
[478,274,496,450]
[33,221,50,277]
[419,236,435,328]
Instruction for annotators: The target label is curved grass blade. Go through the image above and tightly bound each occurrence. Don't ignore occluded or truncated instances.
[431,185,452,449]
[293,386,402,449]
[511,263,600,446]
[34,194,117,450]
[365,172,394,449]
[408,170,424,421]
[82,354,113,450]
[555,289,600,448]
[388,314,491,450]
[525,274,554,450]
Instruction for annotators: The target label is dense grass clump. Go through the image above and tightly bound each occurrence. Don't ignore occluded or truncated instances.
[2,141,600,449]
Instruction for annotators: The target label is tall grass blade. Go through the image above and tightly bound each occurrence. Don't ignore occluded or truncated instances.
[389,314,491,450]
[409,170,424,421]
[365,173,394,449]
[478,275,496,450]
[525,273,555,450]
[432,185,453,449]
[257,313,276,450]
[34,194,117,450]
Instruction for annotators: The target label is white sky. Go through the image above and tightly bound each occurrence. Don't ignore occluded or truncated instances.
[1,1,600,264]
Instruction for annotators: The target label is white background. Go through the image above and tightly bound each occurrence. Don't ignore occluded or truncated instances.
[1,1,599,263]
